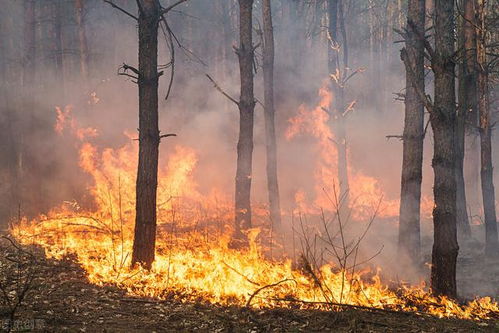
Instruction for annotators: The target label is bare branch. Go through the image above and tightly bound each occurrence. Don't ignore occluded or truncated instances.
[205,74,239,106]
[120,63,140,76]
[103,0,138,20]
[161,0,188,14]
[343,67,365,84]
[159,133,176,140]
[118,73,138,83]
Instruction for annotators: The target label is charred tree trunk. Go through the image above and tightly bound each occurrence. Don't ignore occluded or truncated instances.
[456,0,475,239]
[131,0,160,269]
[430,0,459,298]
[327,0,349,207]
[262,0,282,230]
[398,0,425,266]
[463,0,481,219]
[461,0,480,230]
[477,0,498,257]
[234,0,255,243]
[75,0,89,80]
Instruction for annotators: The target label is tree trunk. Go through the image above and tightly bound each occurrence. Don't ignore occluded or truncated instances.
[262,0,281,230]
[23,0,36,89]
[234,0,255,243]
[477,0,498,257]
[215,0,232,113]
[53,1,65,101]
[430,0,459,298]
[456,0,476,240]
[327,0,349,207]
[289,0,305,71]
[398,0,425,266]
[75,0,89,80]
[461,0,480,223]
[131,0,160,269]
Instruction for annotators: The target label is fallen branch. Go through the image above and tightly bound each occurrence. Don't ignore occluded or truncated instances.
[264,297,426,317]
[120,297,168,304]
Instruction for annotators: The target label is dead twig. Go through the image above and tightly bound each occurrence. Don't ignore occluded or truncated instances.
[205,74,239,106]
[246,279,295,307]
[222,261,259,286]
[103,0,138,20]
[161,0,188,14]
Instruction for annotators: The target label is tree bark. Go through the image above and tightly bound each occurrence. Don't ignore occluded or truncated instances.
[461,0,480,219]
[234,0,255,243]
[75,0,89,80]
[131,0,160,269]
[456,0,476,239]
[262,0,282,230]
[430,0,459,298]
[327,0,349,207]
[477,0,498,257]
[398,0,425,266]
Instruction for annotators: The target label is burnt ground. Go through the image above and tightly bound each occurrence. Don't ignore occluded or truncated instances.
[0,238,497,333]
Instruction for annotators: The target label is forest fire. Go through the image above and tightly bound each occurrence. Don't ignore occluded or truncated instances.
[1,0,498,330]
[9,99,498,321]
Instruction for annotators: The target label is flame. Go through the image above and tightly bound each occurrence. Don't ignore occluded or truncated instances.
[55,105,98,140]
[9,103,498,321]
[285,84,399,219]
[285,84,433,220]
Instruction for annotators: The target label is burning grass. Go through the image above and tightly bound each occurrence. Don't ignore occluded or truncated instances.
[0,239,494,332]
[10,211,499,321]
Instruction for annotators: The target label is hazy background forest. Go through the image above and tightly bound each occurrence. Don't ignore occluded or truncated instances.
[0,0,498,299]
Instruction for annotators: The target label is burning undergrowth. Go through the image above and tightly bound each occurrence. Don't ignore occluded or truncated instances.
[10,206,499,320]
[8,91,499,321]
